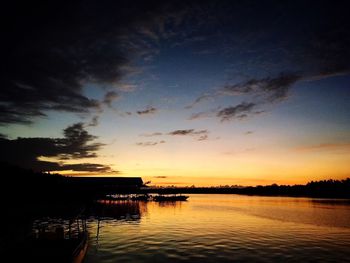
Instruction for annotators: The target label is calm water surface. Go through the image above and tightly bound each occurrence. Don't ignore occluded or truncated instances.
[85,194,350,262]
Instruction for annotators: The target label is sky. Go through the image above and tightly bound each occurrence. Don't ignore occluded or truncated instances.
[1,0,350,186]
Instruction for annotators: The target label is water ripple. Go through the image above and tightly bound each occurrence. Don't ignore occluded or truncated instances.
[85,195,350,262]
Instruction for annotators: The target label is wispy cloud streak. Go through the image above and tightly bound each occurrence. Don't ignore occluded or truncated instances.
[137,107,157,115]
[136,140,166,146]
[139,132,163,137]
[217,102,256,122]
[222,73,301,104]
[295,143,350,152]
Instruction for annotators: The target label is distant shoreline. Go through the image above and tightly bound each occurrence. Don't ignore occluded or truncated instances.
[140,180,350,199]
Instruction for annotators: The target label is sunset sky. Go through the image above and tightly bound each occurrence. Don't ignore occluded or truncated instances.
[1,1,349,186]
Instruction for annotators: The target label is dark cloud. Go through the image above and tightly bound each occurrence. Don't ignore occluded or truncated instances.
[168,129,209,141]
[4,1,349,126]
[55,163,114,172]
[187,73,300,122]
[168,129,207,136]
[137,107,157,115]
[222,73,301,104]
[217,102,256,122]
[217,1,350,79]
[60,123,104,159]
[103,91,120,108]
[302,7,350,77]
[136,140,165,146]
[0,122,113,172]
[168,129,194,135]
[0,105,47,125]
[185,1,350,122]
[1,0,188,124]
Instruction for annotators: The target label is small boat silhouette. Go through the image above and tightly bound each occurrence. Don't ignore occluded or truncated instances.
[153,194,189,202]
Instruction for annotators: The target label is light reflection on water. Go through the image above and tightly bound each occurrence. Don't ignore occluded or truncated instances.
[85,195,350,262]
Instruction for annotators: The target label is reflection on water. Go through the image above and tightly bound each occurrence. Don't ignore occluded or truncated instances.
[85,195,350,262]
[88,200,148,221]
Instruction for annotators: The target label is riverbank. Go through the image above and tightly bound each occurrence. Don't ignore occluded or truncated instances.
[142,179,350,199]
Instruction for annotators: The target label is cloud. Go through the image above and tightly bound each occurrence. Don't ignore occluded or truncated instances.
[188,73,300,122]
[137,106,157,115]
[136,140,166,147]
[188,111,212,120]
[197,135,208,141]
[168,129,209,141]
[168,129,207,136]
[295,143,350,152]
[222,73,301,104]
[87,116,99,127]
[60,123,104,159]
[188,107,222,120]
[185,92,218,109]
[0,122,113,172]
[54,163,114,172]
[188,68,346,123]
[139,129,210,141]
[103,91,120,108]
[217,102,256,122]
[1,1,187,125]
[139,132,163,137]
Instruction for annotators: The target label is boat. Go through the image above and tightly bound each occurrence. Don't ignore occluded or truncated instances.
[13,214,88,263]
[130,194,152,201]
[104,194,131,201]
[153,194,189,202]
[100,193,152,202]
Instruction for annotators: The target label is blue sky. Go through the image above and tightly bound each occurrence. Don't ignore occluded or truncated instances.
[1,1,349,185]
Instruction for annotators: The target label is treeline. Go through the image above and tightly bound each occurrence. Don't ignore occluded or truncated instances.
[144,179,350,198]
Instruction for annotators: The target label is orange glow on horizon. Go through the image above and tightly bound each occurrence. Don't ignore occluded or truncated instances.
[48,139,350,187]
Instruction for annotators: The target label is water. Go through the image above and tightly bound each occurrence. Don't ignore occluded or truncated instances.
[85,195,350,262]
